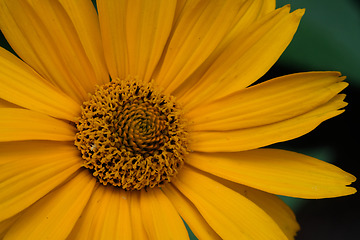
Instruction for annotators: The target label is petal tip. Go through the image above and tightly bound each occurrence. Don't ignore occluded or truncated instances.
[292,8,305,19]
[347,172,357,184]
[339,76,347,82]
[344,186,357,197]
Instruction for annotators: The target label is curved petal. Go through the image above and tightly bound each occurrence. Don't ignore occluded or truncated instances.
[0,47,80,121]
[140,188,189,240]
[224,0,275,42]
[211,176,299,239]
[186,149,356,198]
[172,166,287,239]
[173,0,275,98]
[188,72,347,131]
[154,0,248,94]
[190,94,347,152]
[162,183,221,240]
[0,108,76,142]
[98,0,176,82]
[68,185,132,240]
[179,6,304,111]
[0,143,82,221]
[0,0,105,102]
[3,170,96,240]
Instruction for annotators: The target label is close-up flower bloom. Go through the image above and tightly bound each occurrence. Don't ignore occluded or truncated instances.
[0,0,357,239]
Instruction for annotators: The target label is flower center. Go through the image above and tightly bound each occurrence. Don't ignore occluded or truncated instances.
[74,77,188,190]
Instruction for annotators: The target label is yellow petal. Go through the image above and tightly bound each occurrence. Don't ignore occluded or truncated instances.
[162,184,221,240]
[140,188,189,240]
[0,143,82,221]
[259,0,276,15]
[67,185,105,240]
[173,0,274,98]
[96,0,127,81]
[0,47,80,121]
[0,213,22,238]
[4,170,96,240]
[0,140,77,165]
[0,108,75,142]
[69,185,132,240]
[213,177,299,239]
[0,0,103,102]
[129,190,149,239]
[210,0,276,52]
[188,72,347,131]
[179,6,304,111]
[98,0,176,82]
[173,166,287,239]
[186,149,356,198]
[96,189,132,240]
[173,0,187,24]
[190,94,347,152]
[154,0,248,94]
[0,99,18,109]
[123,0,176,82]
[58,0,109,86]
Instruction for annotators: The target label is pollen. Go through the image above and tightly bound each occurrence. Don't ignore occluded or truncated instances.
[74,77,188,190]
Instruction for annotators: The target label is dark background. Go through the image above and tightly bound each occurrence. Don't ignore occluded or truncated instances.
[1,0,358,239]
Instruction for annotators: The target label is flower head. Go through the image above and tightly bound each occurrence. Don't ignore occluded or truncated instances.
[0,0,356,239]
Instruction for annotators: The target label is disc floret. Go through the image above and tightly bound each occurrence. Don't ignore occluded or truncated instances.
[75,77,188,190]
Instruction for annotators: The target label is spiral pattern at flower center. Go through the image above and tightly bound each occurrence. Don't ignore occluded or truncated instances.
[74,77,188,190]
[118,102,167,157]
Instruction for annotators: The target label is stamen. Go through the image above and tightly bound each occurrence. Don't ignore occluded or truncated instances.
[75,77,188,190]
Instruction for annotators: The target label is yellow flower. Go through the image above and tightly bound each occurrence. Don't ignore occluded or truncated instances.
[0,0,356,239]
